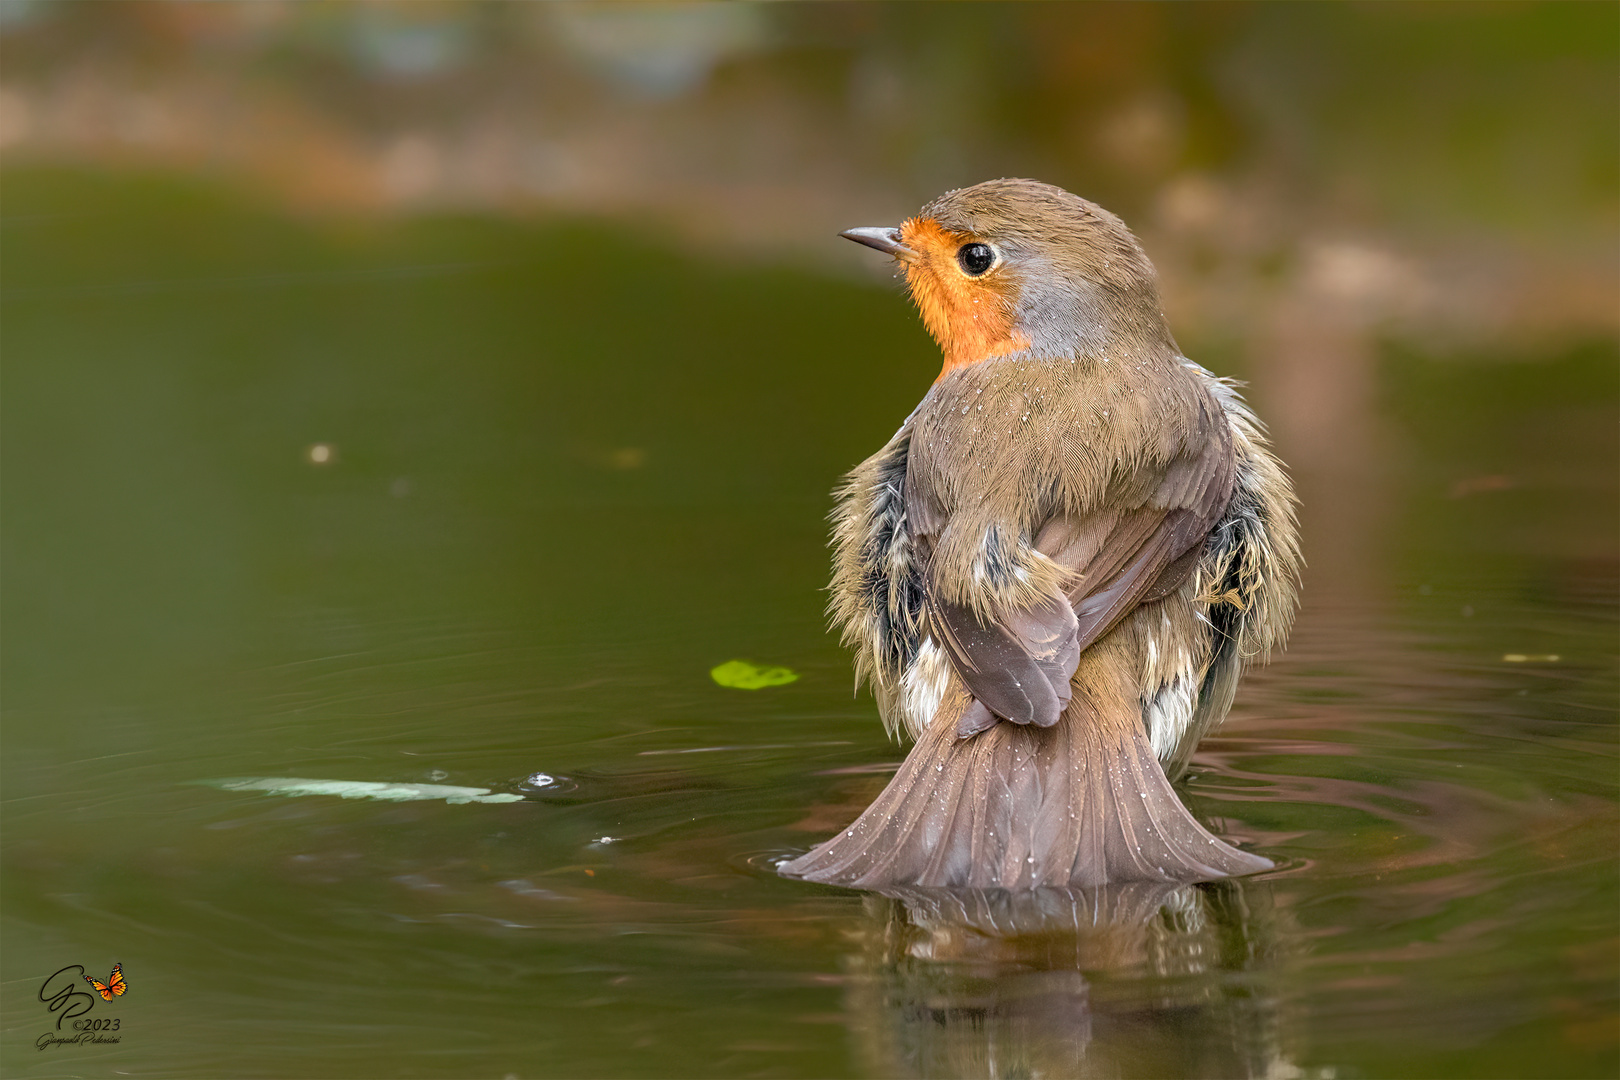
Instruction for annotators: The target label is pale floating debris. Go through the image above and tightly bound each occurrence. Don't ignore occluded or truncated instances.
[709,659,799,690]
[1502,653,1561,663]
[203,777,523,804]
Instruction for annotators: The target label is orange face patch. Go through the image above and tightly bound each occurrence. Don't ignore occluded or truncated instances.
[898,217,1029,378]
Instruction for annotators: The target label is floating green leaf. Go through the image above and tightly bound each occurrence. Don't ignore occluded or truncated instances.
[201,777,523,804]
[709,659,799,690]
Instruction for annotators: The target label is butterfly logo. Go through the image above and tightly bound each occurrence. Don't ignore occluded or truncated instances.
[82,964,126,1001]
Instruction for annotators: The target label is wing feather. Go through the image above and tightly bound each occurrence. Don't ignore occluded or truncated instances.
[923,418,1234,737]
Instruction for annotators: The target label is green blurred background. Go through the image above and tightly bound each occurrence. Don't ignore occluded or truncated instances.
[2,3,1615,1078]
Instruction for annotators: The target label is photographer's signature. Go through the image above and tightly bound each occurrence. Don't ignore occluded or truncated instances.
[36,964,128,1050]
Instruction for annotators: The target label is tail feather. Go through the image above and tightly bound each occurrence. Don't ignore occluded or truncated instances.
[780,682,1269,889]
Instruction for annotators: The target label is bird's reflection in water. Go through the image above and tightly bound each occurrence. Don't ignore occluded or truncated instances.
[842,879,1305,1079]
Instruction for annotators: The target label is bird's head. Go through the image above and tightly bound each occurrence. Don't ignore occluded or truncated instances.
[843,179,1174,379]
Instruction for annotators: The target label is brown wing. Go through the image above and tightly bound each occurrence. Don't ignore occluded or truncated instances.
[930,588,1079,736]
[928,431,1235,738]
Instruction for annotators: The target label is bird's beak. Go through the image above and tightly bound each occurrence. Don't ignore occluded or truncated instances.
[840,226,915,261]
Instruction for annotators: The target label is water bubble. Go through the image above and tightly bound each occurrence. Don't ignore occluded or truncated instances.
[516,772,579,795]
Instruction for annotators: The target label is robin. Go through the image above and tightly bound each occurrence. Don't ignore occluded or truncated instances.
[780,179,1301,889]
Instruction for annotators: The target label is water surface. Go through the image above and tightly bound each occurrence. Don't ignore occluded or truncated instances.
[3,172,1615,1078]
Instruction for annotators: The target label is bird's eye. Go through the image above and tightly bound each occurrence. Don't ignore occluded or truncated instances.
[957,242,995,276]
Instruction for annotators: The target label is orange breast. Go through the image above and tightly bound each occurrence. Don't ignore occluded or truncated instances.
[900,217,1030,379]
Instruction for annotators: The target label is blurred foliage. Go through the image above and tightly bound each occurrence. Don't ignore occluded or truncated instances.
[0,1,1613,243]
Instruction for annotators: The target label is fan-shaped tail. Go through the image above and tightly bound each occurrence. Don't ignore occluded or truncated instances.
[780,676,1269,889]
